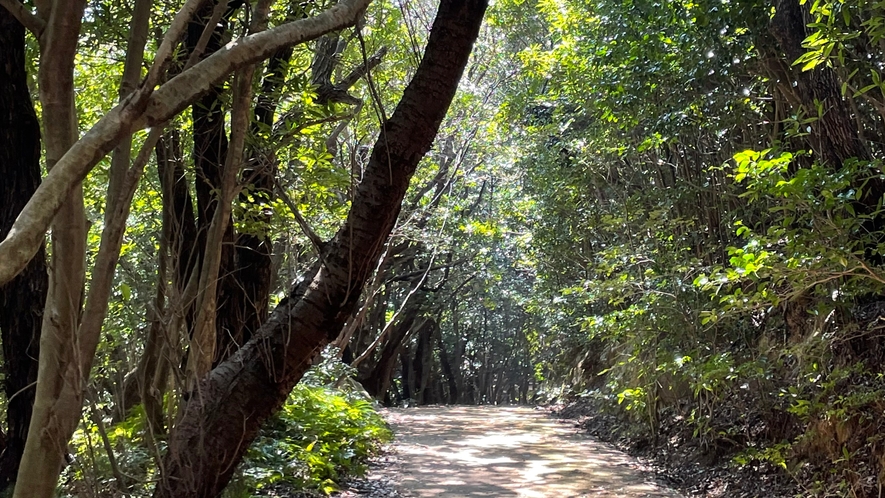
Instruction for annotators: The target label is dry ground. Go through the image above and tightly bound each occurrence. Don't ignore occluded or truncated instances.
[369,406,683,498]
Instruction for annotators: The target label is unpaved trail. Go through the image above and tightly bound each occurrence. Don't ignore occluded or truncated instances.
[376,406,683,498]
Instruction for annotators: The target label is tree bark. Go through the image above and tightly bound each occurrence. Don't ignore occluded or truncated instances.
[15,3,89,497]
[184,6,247,372]
[186,63,256,390]
[412,318,434,404]
[154,0,487,493]
[226,48,294,360]
[362,312,422,399]
[767,0,885,210]
[0,7,47,491]
[184,9,235,386]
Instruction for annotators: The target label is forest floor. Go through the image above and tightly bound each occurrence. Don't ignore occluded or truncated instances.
[338,405,683,497]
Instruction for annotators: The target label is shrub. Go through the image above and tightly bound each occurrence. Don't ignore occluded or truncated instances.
[237,383,392,495]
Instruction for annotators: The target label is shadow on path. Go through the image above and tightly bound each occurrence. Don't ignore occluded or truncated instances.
[377,406,682,498]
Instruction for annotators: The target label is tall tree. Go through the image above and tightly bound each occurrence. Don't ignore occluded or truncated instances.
[0,0,375,495]
[0,0,487,495]
[154,0,488,493]
[0,6,47,491]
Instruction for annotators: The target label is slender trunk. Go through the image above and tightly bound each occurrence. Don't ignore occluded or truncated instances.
[400,348,413,402]
[109,0,154,421]
[436,325,458,404]
[187,63,256,390]
[412,319,434,404]
[138,141,174,433]
[16,2,160,494]
[361,312,422,399]
[185,7,239,373]
[229,49,293,359]
[16,5,89,497]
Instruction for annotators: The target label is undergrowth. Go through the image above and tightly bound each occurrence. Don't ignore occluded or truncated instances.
[62,352,391,497]
[543,151,885,497]
[232,383,392,496]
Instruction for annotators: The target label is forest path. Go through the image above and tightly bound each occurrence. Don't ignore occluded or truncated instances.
[375,406,683,497]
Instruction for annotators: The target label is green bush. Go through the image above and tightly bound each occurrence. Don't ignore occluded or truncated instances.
[237,383,392,496]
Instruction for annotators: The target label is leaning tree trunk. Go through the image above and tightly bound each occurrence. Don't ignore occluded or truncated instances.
[154,0,487,495]
[360,297,426,399]
[0,8,48,491]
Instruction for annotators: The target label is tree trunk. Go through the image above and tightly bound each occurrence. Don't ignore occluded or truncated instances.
[412,319,434,404]
[15,4,89,497]
[154,0,487,494]
[361,311,421,399]
[185,7,245,373]
[0,8,47,491]
[768,1,869,165]
[400,348,413,402]
[231,48,293,357]
[436,325,459,403]
[766,0,885,211]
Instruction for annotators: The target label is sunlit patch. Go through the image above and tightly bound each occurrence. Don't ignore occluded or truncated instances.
[461,432,542,447]
[377,406,683,497]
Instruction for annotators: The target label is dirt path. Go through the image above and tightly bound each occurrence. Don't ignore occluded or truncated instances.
[375,406,683,498]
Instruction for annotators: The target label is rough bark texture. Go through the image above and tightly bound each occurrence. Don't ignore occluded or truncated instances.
[764,0,885,279]
[767,0,885,209]
[0,8,47,492]
[768,0,869,165]
[154,0,487,493]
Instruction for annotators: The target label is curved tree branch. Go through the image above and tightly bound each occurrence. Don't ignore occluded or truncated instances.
[0,0,45,38]
[0,0,372,288]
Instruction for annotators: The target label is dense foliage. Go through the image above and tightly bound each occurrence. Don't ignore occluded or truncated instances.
[62,358,390,497]
[477,0,885,495]
[8,0,885,495]
[237,384,391,495]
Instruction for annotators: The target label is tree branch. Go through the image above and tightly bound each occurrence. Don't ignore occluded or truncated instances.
[0,0,45,38]
[337,46,387,89]
[387,258,468,283]
[0,0,373,288]
[273,181,326,254]
[143,0,210,91]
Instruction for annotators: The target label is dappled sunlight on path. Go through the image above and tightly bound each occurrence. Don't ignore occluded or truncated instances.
[379,406,682,497]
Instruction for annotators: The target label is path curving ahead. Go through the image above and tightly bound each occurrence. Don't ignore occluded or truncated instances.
[377,406,683,498]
